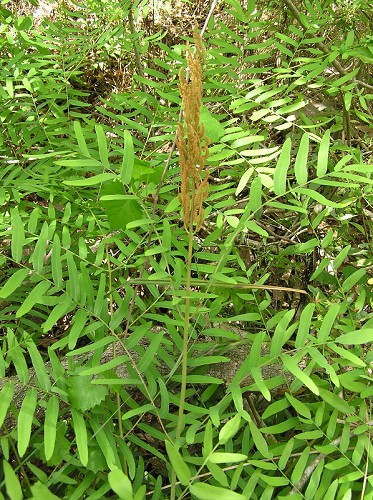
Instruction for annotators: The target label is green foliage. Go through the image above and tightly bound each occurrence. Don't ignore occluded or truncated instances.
[1,0,372,498]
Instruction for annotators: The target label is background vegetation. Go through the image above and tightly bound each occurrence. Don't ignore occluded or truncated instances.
[0,0,372,498]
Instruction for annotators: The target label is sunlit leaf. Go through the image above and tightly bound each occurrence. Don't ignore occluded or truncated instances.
[336,329,373,345]
[328,343,366,366]
[270,309,295,357]
[318,303,340,343]
[25,339,51,391]
[63,173,116,186]
[158,378,169,418]
[18,388,38,456]
[16,281,51,318]
[190,482,247,499]
[245,220,268,237]
[261,419,299,434]
[95,124,110,168]
[67,376,108,411]
[308,347,340,387]
[65,336,115,357]
[295,302,315,349]
[108,468,133,499]
[29,482,60,499]
[121,130,134,185]
[55,159,104,168]
[248,419,272,458]
[3,460,23,500]
[30,222,49,273]
[200,106,225,142]
[71,408,88,466]
[204,420,213,456]
[318,388,353,413]
[291,446,310,484]
[207,462,229,487]
[333,245,351,270]
[165,440,191,486]
[11,208,25,263]
[0,382,14,428]
[137,332,164,372]
[42,294,73,334]
[68,309,89,350]
[341,268,366,292]
[294,132,309,185]
[294,187,346,208]
[74,121,91,157]
[278,439,295,470]
[281,354,319,395]
[44,396,59,461]
[247,176,262,213]
[208,452,247,463]
[0,269,29,299]
[100,180,144,230]
[273,137,291,195]
[122,404,155,420]
[285,393,311,419]
[219,414,241,445]
[8,341,29,385]
[264,474,290,487]
[317,129,330,177]
[251,367,271,401]
[235,167,254,196]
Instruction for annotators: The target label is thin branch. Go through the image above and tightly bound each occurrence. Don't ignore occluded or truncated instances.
[201,0,220,37]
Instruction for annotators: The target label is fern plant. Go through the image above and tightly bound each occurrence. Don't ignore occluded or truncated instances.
[1,0,372,498]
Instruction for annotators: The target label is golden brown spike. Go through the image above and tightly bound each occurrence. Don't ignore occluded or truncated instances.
[177,28,210,232]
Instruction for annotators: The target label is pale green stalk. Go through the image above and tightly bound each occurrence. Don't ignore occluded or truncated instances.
[170,191,195,500]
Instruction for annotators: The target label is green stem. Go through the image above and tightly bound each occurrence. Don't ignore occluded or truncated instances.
[176,223,194,440]
[170,199,195,500]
